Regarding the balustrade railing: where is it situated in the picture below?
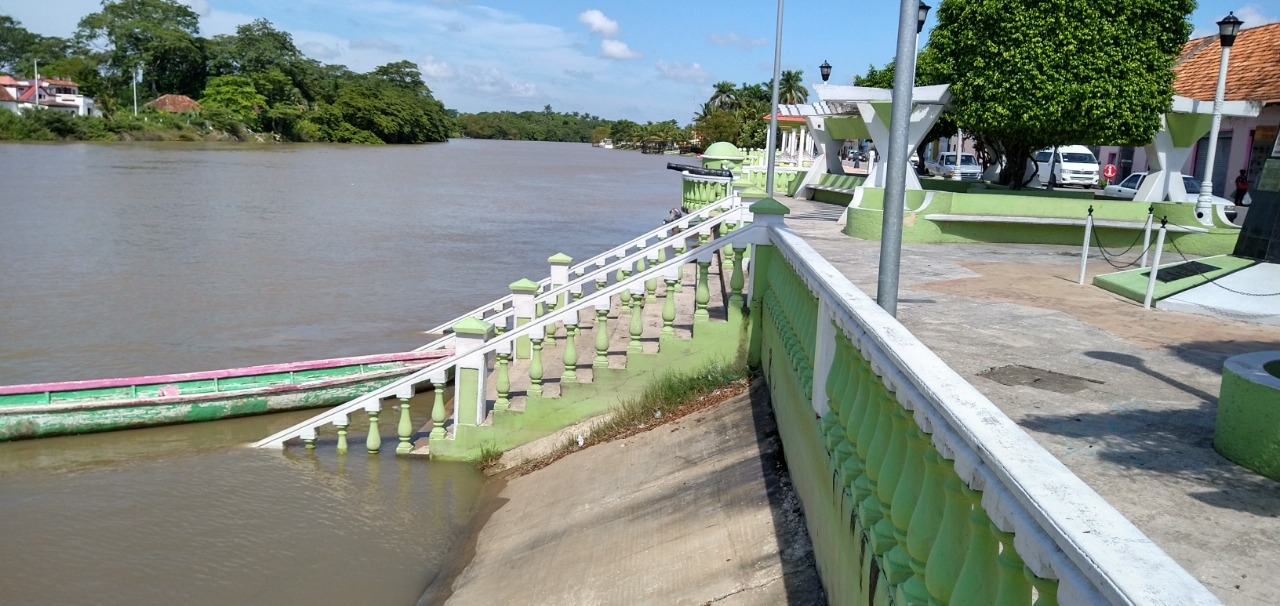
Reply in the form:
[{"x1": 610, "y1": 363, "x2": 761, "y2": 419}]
[
  {"x1": 253, "y1": 209, "x2": 752, "y2": 452},
  {"x1": 747, "y1": 209, "x2": 1219, "y2": 605}
]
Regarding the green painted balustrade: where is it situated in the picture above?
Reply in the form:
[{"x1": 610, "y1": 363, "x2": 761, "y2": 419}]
[
  {"x1": 681, "y1": 176, "x2": 730, "y2": 211},
  {"x1": 747, "y1": 206, "x2": 1219, "y2": 605}
]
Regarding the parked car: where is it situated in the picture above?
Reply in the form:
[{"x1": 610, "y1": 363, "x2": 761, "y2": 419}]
[
  {"x1": 1034, "y1": 145, "x2": 1100, "y2": 188},
  {"x1": 925, "y1": 152, "x2": 983, "y2": 180},
  {"x1": 1102, "y1": 171, "x2": 1238, "y2": 221},
  {"x1": 1102, "y1": 172, "x2": 1234, "y2": 205}
]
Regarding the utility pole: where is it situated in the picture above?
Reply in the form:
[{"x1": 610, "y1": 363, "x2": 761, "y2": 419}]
[
  {"x1": 33, "y1": 59, "x2": 38, "y2": 108},
  {"x1": 133, "y1": 64, "x2": 142, "y2": 117}
]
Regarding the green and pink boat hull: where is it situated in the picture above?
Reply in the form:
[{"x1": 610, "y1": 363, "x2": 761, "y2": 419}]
[{"x1": 0, "y1": 350, "x2": 453, "y2": 441}]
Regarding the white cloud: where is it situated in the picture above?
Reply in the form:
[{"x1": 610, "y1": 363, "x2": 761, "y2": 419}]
[
  {"x1": 419, "y1": 55, "x2": 454, "y2": 79},
  {"x1": 601, "y1": 39, "x2": 641, "y2": 60},
  {"x1": 577, "y1": 9, "x2": 619, "y2": 38},
  {"x1": 458, "y1": 67, "x2": 540, "y2": 98},
  {"x1": 708, "y1": 32, "x2": 767, "y2": 49},
  {"x1": 299, "y1": 41, "x2": 342, "y2": 61},
  {"x1": 1191, "y1": 4, "x2": 1278, "y2": 37},
  {"x1": 351, "y1": 38, "x2": 403, "y2": 53},
  {"x1": 655, "y1": 60, "x2": 709, "y2": 84}
]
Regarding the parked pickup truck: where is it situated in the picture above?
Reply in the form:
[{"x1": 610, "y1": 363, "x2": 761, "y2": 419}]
[{"x1": 925, "y1": 152, "x2": 983, "y2": 180}]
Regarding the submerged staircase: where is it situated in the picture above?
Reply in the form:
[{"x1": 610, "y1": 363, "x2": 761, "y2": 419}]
[{"x1": 253, "y1": 196, "x2": 753, "y2": 459}]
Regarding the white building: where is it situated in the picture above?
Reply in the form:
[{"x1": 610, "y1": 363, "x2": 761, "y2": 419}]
[{"x1": 0, "y1": 75, "x2": 97, "y2": 117}]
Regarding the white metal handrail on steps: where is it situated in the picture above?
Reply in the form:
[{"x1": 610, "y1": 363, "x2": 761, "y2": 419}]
[{"x1": 252, "y1": 223, "x2": 755, "y2": 450}]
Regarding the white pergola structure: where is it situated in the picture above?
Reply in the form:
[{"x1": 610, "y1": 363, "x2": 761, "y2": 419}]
[
  {"x1": 814, "y1": 84, "x2": 951, "y2": 191},
  {"x1": 1135, "y1": 95, "x2": 1261, "y2": 204}
]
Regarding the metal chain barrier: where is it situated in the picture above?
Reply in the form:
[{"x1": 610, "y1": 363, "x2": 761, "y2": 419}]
[{"x1": 1165, "y1": 236, "x2": 1280, "y2": 297}]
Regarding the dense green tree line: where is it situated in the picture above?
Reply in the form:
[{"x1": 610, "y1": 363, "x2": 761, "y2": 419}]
[
  {"x1": 0, "y1": 0, "x2": 450, "y2": 144},
  {"x1": 456, "y1": 105, "x2": 693, "y2": 154}
]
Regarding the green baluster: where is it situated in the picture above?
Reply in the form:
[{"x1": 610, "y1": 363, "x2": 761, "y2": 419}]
[
  {"x1": 544, "y1": 307, "x2": 557, "y2": 345},
  {"x1": 729, "y1": 245, "x2": 745, "y2": 309},
  {"x1": 1026, "y1": 568, "x2": 1059, "y2": 606},
  {"x1": 594, "y1": 305, "x2": 609, "y2": 368},
  {"x1": 857, "y1": 389, "x2": 894, "y2": 539},
  {"x1": 528, "y1": 337, "x2": 544, "y2": 397},
  {"x1": 644, "y1": 258, "x2": 658, "y2": 302},
  {"x1": 661, "y1": 277, "x2": 677, "y2": 336},
  {"x1": 870, "y1": 401, "x2": 910, "y2": 557},
  {"x1": 336, "y1": 417, "x2": 349, "y2": 454},
  {"x1": 993, "y1": 530, "x2": 1033, "y2": 606},
  {"x1": 302, "y1": 428, "x2": 316, "y2": 450},
  {"x1": 821, "y1": 338, "x2": 849, "y2": 453},
  {"x1": 885, "y1": 422, "x2": 927, "y2": 593},
  {"x1": 694, "y1": 261, "x2": 710, "y2": 320},
  {"x1": 619, "y1": 268, "x2": 632, "y2": 304},
  {"x1": 562, "y1": 319, "x2": 578, "y2": 382},
  {"x1": 495, "y1": 353, "x2": 511, "y2": 411},
  {"x1": 901, "y1": 448, "x2": 946, "y2": 605},
  {"x1": 627, "y1": 289, "x2": 643, "y2": 353},
  {"x1": 429, "y1": 380, "x2": 446, "y2": 440},
  {"x1": 926, "y1": 471, "x2": 972, "y2": 605},
  {"x1": 839, "y1": 352, "x2": 873, "y2": 494},
  {"x1": 396, "y1": 398, "x2": 413, "y2": 454},
  {"x1": 951, "y1": 488, "x2": 1000, "y2": 606},
  {"x1": 366, "y1": 406, "x2": 381, "y2": 454}
]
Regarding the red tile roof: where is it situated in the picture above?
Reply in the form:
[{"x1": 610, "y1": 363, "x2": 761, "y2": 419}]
[
  {"x1": 1174, "y1": 22, "x2": 1280, "y2": 104},
  {"x1": 0, "y1": 87, "x2": 15, "y2": 102},
  {"x1": 145, "y1": 94, "x2": 202, "y2": 113},
  {"x1": 0, "y1": 75, "x2": 18, "y2": 86}
]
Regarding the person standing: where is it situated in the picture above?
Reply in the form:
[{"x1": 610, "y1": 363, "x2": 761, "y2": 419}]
[{"x1": 1233, "y1": 169, "x2": 1250, "y2": 205}]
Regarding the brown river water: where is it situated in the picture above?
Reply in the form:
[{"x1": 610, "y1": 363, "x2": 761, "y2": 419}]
[{"x1": 0, "y1": 139, "x2": 684, "y2": 604}]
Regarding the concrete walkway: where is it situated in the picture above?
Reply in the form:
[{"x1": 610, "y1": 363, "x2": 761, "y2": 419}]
[
  {"x1": 437, "y1": 382, "x2": 826, "y2": 606},
  {"x1": 779, "y1": 195, "x2": 1280, "y2": 605}
]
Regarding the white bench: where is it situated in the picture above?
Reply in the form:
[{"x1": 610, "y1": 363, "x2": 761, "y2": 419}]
[{"x1": 923, "y1": 214, "x2": 1209, "y2": 233}]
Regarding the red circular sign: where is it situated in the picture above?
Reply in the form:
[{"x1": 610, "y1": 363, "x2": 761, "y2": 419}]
[{"x1": 1103, "y1": 164, "x2": 1117, "y2": 179}]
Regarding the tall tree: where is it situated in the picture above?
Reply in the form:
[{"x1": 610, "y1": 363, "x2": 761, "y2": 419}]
[
  {"x1": 708, "y1": 80, "x2": 737, "y2": 110},
  {"x1": 778, "y1": 69, "x2": 807, "y2": 105},
  {"x1": 927, "y1": 0, "x2": 1194, "y2": 186},
  {"x1": 75, "y1": 0, "x2": 206, "y2": 99}
]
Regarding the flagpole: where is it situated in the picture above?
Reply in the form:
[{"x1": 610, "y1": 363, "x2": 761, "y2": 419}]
[{"x1": 764, "y1": 0, "x2": 784, "y2": 196}]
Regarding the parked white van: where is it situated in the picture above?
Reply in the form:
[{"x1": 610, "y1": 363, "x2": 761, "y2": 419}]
[{"x1": 1034, "y1": 145, "x2": 1100, "y2": 188}]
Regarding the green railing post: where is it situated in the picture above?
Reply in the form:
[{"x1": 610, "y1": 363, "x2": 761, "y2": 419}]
[
  {"x1": 729, "y1": 245, "x2": 746, "y2": 311},
  {"x1": 494, "y1": 349, "x2": 511, "y2": 411},
  {"x1": 951, "y1": 486, "x2": 1000, "y2": 604},
  {"x1": 661, "y1": 276, "x2": 677, "y2": 337},
  {"x1": 429, "y1": 378, "x2": 447, "y2": 441},
  {"x1": 926, "y1": 472, "x2": 971, "y2": 605},
  {"x1": 993, "y1": 529, "x2": 1033, "y2": 605},
  {"x1": 510, "y1": 278, "x2": 539, "y2": 359},
  {"x1": 335, "y1": 414, "x2": 349, "y2": 454},
  {"x1": 628, "y1": 284, "x2": 643, "y2": 353},
  {"x1": 529, "y1": 337, "x2": 544, "y2": 397},
  {"x1": 365, "y1": 405, "x2": 381, "y2": 454},
  {"x1": 694, "y1": 259, "x2": 710, "y2": 321},
  {"x1": 396, "y1": 397, "x2": 413, "y2": 455},
  {"x1": 593, "y1": 299, "x2": 610, "y2": 368},
  {"x1": 562, "y1": 314, "x2": 579, "y2": 382}
]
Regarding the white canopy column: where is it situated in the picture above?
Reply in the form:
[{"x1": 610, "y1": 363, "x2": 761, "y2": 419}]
[
  {"x1": 1136, "y1": 95, "x2": 1261, "y2": 203},
  {"x1": 814, "y1": 84, "x2": 951, "y2": 191}
]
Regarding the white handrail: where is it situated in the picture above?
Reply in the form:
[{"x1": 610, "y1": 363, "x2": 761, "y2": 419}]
[
  {"x1": 410, "y1": 195, "x2": 738, "y2": 350},
  {"x1": 252, "y1": 223, "x2": 755, "y2": 449},
  {"x1": 765, "y1": 223, "x2": 1220, "y2": 605}
]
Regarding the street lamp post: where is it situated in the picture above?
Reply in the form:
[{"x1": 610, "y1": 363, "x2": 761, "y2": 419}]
[
  {"x1": 876, "y1": 0, "x2": 930, "y2": 317},
  {"x1": 1195, "y1": 12, "x2": 1243, "y2": 225},
  {"x1": 764, "y1": 0, "x2": 785, "y2": 197}
]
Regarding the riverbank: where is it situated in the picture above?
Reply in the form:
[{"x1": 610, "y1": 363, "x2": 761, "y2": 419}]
[{"x1": 426, "y1": 379, "x2": 826, "y2": 605}]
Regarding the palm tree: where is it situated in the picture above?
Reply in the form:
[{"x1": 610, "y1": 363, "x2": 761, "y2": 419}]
[
  {"x1": 778, "y1": 69, "x2": 807, "y2": 105},
  {"x1": 708, "y1": 81, "x2": 737, "y2": 110}
]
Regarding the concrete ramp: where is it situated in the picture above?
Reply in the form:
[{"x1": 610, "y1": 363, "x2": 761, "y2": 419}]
[{"x1": 1161, "y1": 262, "x2": 1280, "y2": 325}]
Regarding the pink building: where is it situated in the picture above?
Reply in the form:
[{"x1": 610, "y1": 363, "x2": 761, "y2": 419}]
[{"x1": 1098, "y1": 22, "x2": 1280, "y2": 196}]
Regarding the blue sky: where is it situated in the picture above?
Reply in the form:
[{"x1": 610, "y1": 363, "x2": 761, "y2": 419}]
[{"x1": 1, "y1": 0, "x2": 1275, "y2": 124}]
